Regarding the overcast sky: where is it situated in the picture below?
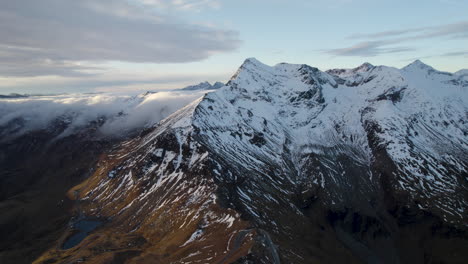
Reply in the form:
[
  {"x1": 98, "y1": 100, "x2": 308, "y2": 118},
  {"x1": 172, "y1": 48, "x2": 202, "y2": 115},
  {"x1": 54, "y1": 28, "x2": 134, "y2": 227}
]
[{"x1": 0, "y1": 0, "x2": 467, "y2": 94}]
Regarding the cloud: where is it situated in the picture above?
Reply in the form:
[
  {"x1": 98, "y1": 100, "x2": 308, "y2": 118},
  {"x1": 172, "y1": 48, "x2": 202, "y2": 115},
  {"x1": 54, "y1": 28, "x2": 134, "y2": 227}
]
[
  {"x1": 140, "y1": 0, "x2": 221, "y2": 11},
  {"x1": 0, "y1": 90, "x2": 208, "y2": 140},
  {"x1": 325, "y1": 41, "x2": 414, "y2": 57},
  {"x1": 99, "y1": 91, "x2": 203, "y2": 135},
  {"x1": 0, "y1": 0, "x2": 240, "y2": 77},
  {"x1": 347, "y1": 21, "x2": 468, "y2": 40},
  {"x1": 402, "y1": 50, "x2": 468, "y2": 63},
  {"x1": 347, "y1": 28, "x2": 424, "y2": 39},
  {"x1": 440, "y1": 51, "x2": 468, "y2": 57},
  {"x1": 0, "y1": 45, "x2": 102, "y2": 77},
  {"x1": 0, "y1": 70, "x2": 230, "y2": 94},
  {"x1": 327, "y1": 21, "x2": 468, "y2": 57},
  {"x1": 411, "y1": 21, "x2": 468, "y2": 40}
]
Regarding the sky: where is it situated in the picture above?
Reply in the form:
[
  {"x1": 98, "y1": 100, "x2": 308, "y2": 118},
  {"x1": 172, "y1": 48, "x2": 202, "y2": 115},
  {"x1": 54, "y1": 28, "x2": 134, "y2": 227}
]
[{"x1": 0, "y1": 0, "x2": 467, "y2": 94}]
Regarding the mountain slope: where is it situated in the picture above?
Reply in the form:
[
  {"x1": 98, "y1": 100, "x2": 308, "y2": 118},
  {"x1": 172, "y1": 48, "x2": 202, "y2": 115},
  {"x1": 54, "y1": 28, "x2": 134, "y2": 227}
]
[
  {"x1": 0, "y1": 90, "x2": 209, "y2": 264},
  {"x1": 35, "y1": 59, "x2": 467, "y2": 264}
]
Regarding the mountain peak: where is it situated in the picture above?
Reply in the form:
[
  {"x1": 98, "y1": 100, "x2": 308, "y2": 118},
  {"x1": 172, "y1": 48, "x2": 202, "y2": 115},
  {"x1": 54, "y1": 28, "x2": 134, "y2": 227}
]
[
  {"x1": 212, "y1": 81, "x2": 225, "y2": 89},
  {"x1": 403, "y1": 59, "x2": 434, "y2": 71},
  {"x1": 357, "y1": 62, "x2": 374, "y2": 70},
  {"x1": 228, "y1": 57, "x2": 272, "y2": 84},
  {"x1": 454, "y1": 69, "x2": 468, "y2": 76},
  {"x1": 241, "y1": 57, "x2": 274, "y2": 70},
  {"x1": 325, "y1": 62, "x2": 375, "y2": 80},
  {"x1": 181, "y1": 81, "x2": 225, "y2": 91},
  {"x1": 181, "y1": 81, "x2": 214, "y2": 91},
  {"x1": 243, "y1": 57, "x2": 263, "y2": 65},
  {"x1": 350, "y1": 62, "x2": 375, "y2": 74}
]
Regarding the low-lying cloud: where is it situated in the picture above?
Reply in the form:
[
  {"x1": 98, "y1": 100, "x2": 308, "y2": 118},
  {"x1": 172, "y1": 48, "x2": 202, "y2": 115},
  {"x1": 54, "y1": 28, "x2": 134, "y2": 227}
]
[{"x1": 0, "y1": 89, "x2": 209, "y2": 140}]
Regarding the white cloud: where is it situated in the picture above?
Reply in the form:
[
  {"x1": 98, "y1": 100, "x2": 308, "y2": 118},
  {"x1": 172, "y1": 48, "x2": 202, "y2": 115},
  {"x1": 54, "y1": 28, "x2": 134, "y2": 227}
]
[{"x1": 0, "y1": 90, "x2": 208, "y2": 140}]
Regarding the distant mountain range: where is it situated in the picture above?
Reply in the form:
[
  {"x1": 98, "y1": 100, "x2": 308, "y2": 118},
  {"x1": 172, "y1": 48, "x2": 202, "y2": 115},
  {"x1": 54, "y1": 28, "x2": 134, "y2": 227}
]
[
  {"x1": 0, "y1": 93, "x2": 29, "y2": 98},
  {"x1": 0, "y1": 59, "x2": 467, "y2": 264},
  {"x1": 181, "y1": 81, "x2": 225, "y2": 91}
]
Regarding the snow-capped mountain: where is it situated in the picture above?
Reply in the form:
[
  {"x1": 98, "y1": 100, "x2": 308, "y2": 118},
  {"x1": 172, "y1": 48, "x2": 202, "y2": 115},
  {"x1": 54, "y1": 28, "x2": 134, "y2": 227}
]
[
  {"x1": 455, "y1": 69, "x2": 468, "y2": 80},
  {"x1": 29, "y1": 58, "x2": 467, "y2": 264},
  {"x1": 2, "y1": 59, "x2": 467, "y2": 264},
  {"x1": 181, "y1": 81, "x2": 225, "y2": 91}
]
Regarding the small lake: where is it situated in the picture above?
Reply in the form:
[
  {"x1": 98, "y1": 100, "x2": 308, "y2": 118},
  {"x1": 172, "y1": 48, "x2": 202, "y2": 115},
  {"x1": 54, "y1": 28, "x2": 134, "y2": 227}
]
[{"x1": 62, "y1": 219, "x2": 103, "y2": 250}]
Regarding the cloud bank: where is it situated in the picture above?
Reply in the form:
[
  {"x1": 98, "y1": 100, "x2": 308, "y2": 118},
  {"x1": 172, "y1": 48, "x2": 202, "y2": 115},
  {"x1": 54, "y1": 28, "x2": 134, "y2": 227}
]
[
  {"x1": 0, "y1": 0, "x2": 240, "y2": 77},
  {"x1": 0, "y1": 90, "x2": 209, "y2": 140}
]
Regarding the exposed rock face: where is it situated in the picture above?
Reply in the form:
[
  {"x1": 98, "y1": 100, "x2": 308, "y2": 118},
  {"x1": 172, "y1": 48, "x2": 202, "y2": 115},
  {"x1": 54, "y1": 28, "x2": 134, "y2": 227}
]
[{"x1": 2, "y1": 59, "x2": 467, "y2": 264}]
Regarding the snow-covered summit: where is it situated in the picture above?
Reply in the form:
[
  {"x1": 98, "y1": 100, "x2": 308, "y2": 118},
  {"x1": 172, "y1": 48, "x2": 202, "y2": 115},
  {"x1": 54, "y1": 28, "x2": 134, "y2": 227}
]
[
  {"x1": 149, "y1": 57, "x2": 467, "y2": 225},
  {"x1": 181, "y1": 81, "x2": 225, "y2": 91},
  {"x1": 401, "y1": 59, "x2": 457, "y2": 79},
  {"x1": 455, "y1": 69, "x2": 468, "y2": 75},
  {"x1": 326, "y1": 62, "x2": 375, "y2": 77},
  {"x1": 402, "y1": 59, "x2": 434, "y2": 71}
]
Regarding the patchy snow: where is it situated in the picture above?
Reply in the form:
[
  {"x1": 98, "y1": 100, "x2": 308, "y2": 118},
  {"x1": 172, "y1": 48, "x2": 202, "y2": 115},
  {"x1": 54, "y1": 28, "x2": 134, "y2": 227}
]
[
  {"x1": 180, "y1": 229, "x2": 204, "y2": 247},
  {"x1": 187, "y1": 58, "x2": 466, "y2": 223},
  {"x1": 87, "y1": 58, "x2": 467, "y2": 231}
]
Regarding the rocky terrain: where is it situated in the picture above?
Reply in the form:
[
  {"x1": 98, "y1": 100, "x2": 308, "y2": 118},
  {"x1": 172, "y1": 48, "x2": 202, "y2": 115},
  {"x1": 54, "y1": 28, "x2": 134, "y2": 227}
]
[{"x1": 1, "y1": 59, "x2": 467, "y2": 263}]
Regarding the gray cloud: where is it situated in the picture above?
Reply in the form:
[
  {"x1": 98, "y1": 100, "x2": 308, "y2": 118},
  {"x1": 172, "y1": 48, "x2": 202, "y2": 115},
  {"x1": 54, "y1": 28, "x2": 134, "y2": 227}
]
[
  {"x1": 408, "y1": 21, "x2": 468, "y2": 40},
  {"x1": 325, "y1": 41, "x2": 414, "y2": 57},
  {"x1": 0, "y1": 45, "x2": 101, "y2": 77},
  {"x1": 402, "y1": 50, "x2": 468, "y2": 63},
  {"x1": 327, "y1": 21, "x2": 468, "y2": 57},
  {"x1": 347, "y1": 28, "x2": 424, "y2": 39},
  {"x1": 440, "y1": 51, "x2": 468, "y2": 57},
  {"x1": 347, "y1": 21, "x2": 468, "y2": 40},
  {"x1": 0, "y1": 0, "x2": 240, "y2": 77},
  {"x1": 140, "y1": 0, "x2": 221, "y2": 11}
]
